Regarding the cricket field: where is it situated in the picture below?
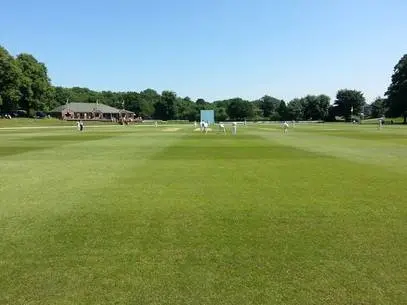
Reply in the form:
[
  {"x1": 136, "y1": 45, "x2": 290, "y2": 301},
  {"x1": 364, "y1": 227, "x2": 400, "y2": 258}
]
[{"x1": 1, "y1": 122, "x2": 406, "y2": 305}]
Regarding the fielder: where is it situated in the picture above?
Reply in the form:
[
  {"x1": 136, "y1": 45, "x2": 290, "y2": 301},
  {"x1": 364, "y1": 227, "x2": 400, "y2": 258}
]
[
  {"x1": 203, "y1": 121, "x2": 209, "y2": 134},
  {"x1": 283, "y1": 121, "x2": 289, "y2": 133},
  {"x1": 79, "y1": 120, "x2": 84, "y2": 132},
  {"x1": 219, "y1": 123, "x2": 226, "y2": 134},
  {"x1": 378, "y1": 118, "x2": 383, "y2": 130},
  {"x1": 231, "y1": 122, "x2": 237, "y2": 135},
  {"x1": 155, "y1": 121, "x2": 158, "y2": 128}
]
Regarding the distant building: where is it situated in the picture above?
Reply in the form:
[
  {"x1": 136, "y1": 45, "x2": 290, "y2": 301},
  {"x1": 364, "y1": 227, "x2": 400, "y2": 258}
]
[{"x1": 50, "y1": 102, "x2": 137, "y2": 121}]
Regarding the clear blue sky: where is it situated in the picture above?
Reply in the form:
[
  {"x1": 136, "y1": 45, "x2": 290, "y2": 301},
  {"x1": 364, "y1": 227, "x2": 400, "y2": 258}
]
[{"x1": 1, "y1": 0, "x2": 406, "y2": 103}]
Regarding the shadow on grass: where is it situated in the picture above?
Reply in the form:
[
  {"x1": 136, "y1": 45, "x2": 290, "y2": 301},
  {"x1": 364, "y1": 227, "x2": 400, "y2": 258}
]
[
  {"x1": 24, "y1": 134, "x2": 117, "y2": 142},
  {"x1": 306, "y1": 129, "x2": 407, "y2": 141},
  {"x1": 0, "y1": 146, "x2": 52, "y2": 157},
  {"x1": 0, "y1": 133, "x2": 120, "y2": 157},
  {"x1": 152, "y1": 144, "x2": 334, "y2": 160}
]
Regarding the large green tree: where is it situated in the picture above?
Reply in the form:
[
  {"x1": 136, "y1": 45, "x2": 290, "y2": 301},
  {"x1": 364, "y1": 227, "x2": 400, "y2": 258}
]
[
  {"x1": 15, "y1": 53, "x2": 53, "y2": 114},
  {"x1": 370, "y1": 97, "x2": 387, "y2": 118},
  {"x1": 0, "y1": 46, "x2": 22, "y2": 112},
  {"x1": 302, "y1": 95, "x2": 330, "y2": 120},
  {"x1": 385, "y1": 54, "x2": 407, "y2": 123},
  {"x1": 153, "y1": 90, "x2": 177, "y2": 120},
  {"x1": 214, "y1": 106, "x2": 228, "y2": 121},
  {"x1": 196, "y1": 98, "x2": 207, "y2": 107},
  {"x1": 122, "y1": 91, "x2": 141, "y2": 114},
  {"x1": 226, "y1": 98, "x2": 253, "y2": 120},
  {"x1": 54, "y1": 86, "x2": 72, "y2": 105},
  {"x1": 277, "y1": 100, "x2": 289, "y2": 120},
  {"x1": 287, "y1": 98, "x2": 304, "y2": 120},
  {"x1": 333, "y1": 89, "x2": 365, "y2": 121},
  {"x1": 138, "y1": 89, "x2": 159, "y2": 118},
  {"x1": 213, "y1": 99, "x2": 230, "y2": 121},
  {"x1": 175, "y1": 97, "x2": 198, "y2": 120},
  {"x1": 258, "y1": 95, "x2": 281, "y2": 118},
  {"x1": 326, "y1": 105, "x2": 337, "y2": 122}
]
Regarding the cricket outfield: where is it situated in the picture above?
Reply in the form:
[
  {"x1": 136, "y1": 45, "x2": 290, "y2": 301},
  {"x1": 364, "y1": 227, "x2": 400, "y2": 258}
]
[{"x1": 1, "y1": 122, "x2": 406, "y2": 305}]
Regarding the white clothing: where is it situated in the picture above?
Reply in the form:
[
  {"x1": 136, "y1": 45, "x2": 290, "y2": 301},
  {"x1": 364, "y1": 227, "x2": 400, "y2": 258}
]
[
  {"x1": 283, "y1": 122, "x2": 289, "y2": 133},
  {"x1": 232, "y1": 123, "x2": 237, "y2": 135}
]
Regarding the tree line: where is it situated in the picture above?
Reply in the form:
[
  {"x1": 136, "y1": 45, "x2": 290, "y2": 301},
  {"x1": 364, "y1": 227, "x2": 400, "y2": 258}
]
[{"x1": 1, "y1": 45, "x2": 406, "y2": 122}]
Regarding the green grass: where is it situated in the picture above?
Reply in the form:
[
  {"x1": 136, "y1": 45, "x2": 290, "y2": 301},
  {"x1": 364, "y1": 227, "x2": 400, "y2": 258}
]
[
  {"x1": 0, "y1": 118, "x2": 123, "y2": 128},
  {"x1": 0, "y1": 118, "x2": 75, "y2": 127},
  {"x1": 1, "y1": 123, "x2": 407, "y2": 304},
  {"x1": 362, "y1": 117, "x2": 405, "y2": 124}
]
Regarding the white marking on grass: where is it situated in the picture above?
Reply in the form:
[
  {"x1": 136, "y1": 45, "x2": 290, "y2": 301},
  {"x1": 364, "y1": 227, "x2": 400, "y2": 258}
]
[
  {"x1": 194, "y1": 128, "x2": 213, "y2": 132},
  {"x1": 257, "y1": 127, "x2": 282, "y2": 131},
  {"x1": 162, "y1": 127, "x2": 181, "y2": 132}
]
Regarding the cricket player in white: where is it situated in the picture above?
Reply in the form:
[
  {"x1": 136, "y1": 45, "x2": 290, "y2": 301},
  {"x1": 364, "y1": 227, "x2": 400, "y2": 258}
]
[
  {"x1": 203, "y1": 121, "x2": 209, "y2": 134},
  {"x1": 155, "y1": 121, "x2": 158, "y2": 127},
  {"x1": 378, "y1": 118, "x2": 383, "y2": 130},
  {"x1": 232, "y1": 122, "x2": 237, "y2": 135},
  {"x1": 283, "y1": 121, "x2": 289, "y2": 133},
  {"x1": 194, "y1": 121, "x2": 197, "y2": 128},
  {"x1": 219, "y1": 123, "x2": 226, "y2": 134}
]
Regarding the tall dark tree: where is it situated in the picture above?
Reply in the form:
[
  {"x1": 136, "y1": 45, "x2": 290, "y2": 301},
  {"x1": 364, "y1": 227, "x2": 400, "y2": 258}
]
[
  {"x1": 54, "y1": 86, "x2": 72, "y2": 105},
  {"x1": 101, "y1": 90, "x2": 123, "y2": 108},
  {"x1": 213, "y1": 99, "x2": 230, "y2": 121},
  {"x1": 226, "y1": 98, "x2": 253, "y2": 120},
  {"x1": 258, "y1": 95, "x2": 281, "y2": 118},
  {"x1": 122, "y1": 91, "x2": 141, "y2": 114},
  {"x1": 196, "y1": 98, "x2": 207, "y2": 106},
  {"x1": 316, "y1": 95, "x2": 330, "y2": 120},
  {"x1": 0, "y1": 46, "x2": 22, "y2": 112},
  {"x1": 277, "y1": 100, "x2": 289, "y2": 120},
  {"x1": 16, "y1": 54, "x2": 53, "y2": 114},
  {"x1": 287, "y1": 98, "x2": 304, "y2": 120},
  {"x1": 154, "y1": 90, "x2": 177, "y2": 120},
  {"x1": 334, "y1": 89, "x2": 365, "y2": 121},
  {"x1": 163, "y1": 91, "x2": 177, "y2": 119},
  {"x1": 64, "y1": 87, "x2": 99, "y2": 104},
  {"x1": 362, "y1": 104, "x2": 372, "y2": 118},
  {"x1": 385, "y1": 54, "x2": 407, "y2": 123},
  {"x1": 175, "y1": 97, "x2": 197, "y2": 120},
  {"x1": 302, "y1": 95, "x2": 330, "y2": 120},
  {"x1": 370, "y1": 97, "x2": 387, "y2": 118},
  {"x1": 213, "y1": 99, "x2": 230, "y2": 110},
  {"x1": 214, "y1": 106, "x2": 228, "y2": 121},
  {"x1": 139, "y1": 89, "x2": 159, "y2": 118},
  {"x1": 326, "y1": 105, "x2": 337, "y2": 122}
]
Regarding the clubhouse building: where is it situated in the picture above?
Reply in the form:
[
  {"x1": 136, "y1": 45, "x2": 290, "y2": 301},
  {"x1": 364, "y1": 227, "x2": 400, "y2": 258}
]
[{"x1": 50, "y1": 102, "x2": 140, "y2": 122}]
